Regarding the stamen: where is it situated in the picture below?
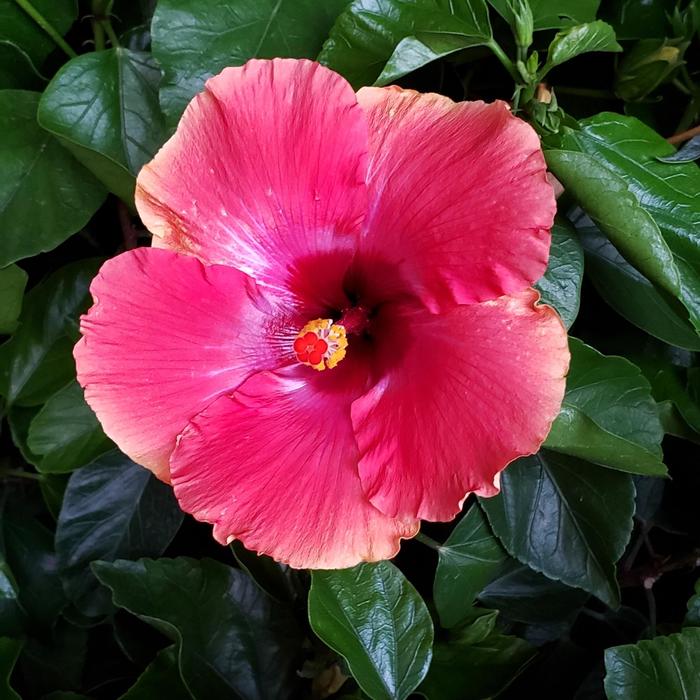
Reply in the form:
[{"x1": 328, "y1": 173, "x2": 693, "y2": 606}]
[{"x1": 293, "y1": 319, "x2": 348, "y2": 371}]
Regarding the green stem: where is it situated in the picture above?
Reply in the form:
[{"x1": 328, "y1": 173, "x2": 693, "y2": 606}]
[
  {"x1": 486, "y1": 39, "x2": 520, "y2": 83},
  {"x1": 13, "y1": 0, "x2": 77, "y2": 58},
  {"x1": 1, "y1": 468, "x2": 42, "y2": 482},
  {"x1": 92, "y1": 17, "x2": 105, "y2": 51},
  {"x1": 101, "y1": 18, "x2": 120, "y2": 48},
  {"x1": 414, "y1": 532, "x2": 442, "y2": 551}
]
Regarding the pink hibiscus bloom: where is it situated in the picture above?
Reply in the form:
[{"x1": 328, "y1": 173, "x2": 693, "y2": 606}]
[{"x1": 74, "y1": 59, "x2": 569, "y2": 569}]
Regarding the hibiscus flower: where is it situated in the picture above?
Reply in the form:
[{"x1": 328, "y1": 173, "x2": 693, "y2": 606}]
[{"x1": 74, "y1": 58, "x2": 569, "y2": 569}]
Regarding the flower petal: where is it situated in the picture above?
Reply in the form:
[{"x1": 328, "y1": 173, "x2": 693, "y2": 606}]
[
  {"x1": 171, "y1": 366, "x2": 418, "y2": 569},
  {"x1": 351, "y1": 290, "x2": 569, "y2": 521},
  {"x1": 356, "y1": 87, "x2": 555, "y2": 312},
  {"x1": 136, "y1": 59, "x2": 368, "y2": 307},
  {"x1": 74, "y1": 248, "x2": 291, "y2": 481}
]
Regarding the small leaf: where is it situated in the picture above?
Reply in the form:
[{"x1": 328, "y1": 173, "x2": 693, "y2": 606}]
[
  {"x1": 55, "y1": 451, "x2": 183, "y2": 616},
  {"x1": 534, "y1": 217, "x2": 584, "y2": 329},
  {"x1": 543, "y1": 20, "x2": 621, "y2": 73},
  {"x1": 418, "y1": 611, "x2": 535, "y2": 700},
  {"x1": 545, "y1": 338, "x2": 666, "y2": 476},
  {"x1": 574, "y1": 213, "x2": 700, "y2": 351},
  {"x1": 433, "y1": 506, "x2": 507, "y2": 629},
  {"x1": 94, "y1": 557, "x2": 302, "y2": 700},
  {"x1": 658, "y1": 135, "x2": 700, "y2": 164},
  {"x1": 0, "y1": 258, "x2": 100, "y2": 407},
  {"x1": 604, "y1": 628, "x2": 700, "y2": 699},
  {"x1": 309, "y1": 562, "x2": 433, "y2": 700},
  {"x1": 319, "y1": 0, "x2": 492, "y2": 89},
  {"x1": 119, "y1": 646, "x2": 191, "y2": 700},
  {"x1": 480, "y1": 450, "x2": 635, "y2": 608},
  {"x1": 0, "y1": 265, "x2": 27, "y2": 334},
  {"x1": 27, "y1": 381, "x2": 112, "y2": 474},
  {"x1": 0, "y1": 637, "x2": 22, "y2": 700},
  {"x1": 0, "y1": 90, "x2": 106, "y2": 266},
  {"x1": 38, "y1": 48, "x2": 167, "y2": 204},
  {"x1": 152, "y1": 0, "x2": 348, "y2": 126},
  {"x1": 685, "y1": 579, "x2": 700, "y2": 627}
]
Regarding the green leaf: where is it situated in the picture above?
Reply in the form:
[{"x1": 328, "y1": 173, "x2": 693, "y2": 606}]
[
  {"x1": 534, "y1": 217, "x2": 583, "y2": 329},
  {"x1": 0, "y1": 265, "x2": 26, "y2": 335},
  {"x1": 479, "y1": 559, "x2": 588, "y2": 624},
  {"x1": 152, "y1": 0, "x2": 348, "y2": 126},
  {"x1": 0, "y1": 506, "x2": 67, "y2": 632},
  {"x1": 120, "y1": 646, "x2": 191, "y2": 700},
  {"x1": 94, "y1": 557, "x2": 302, "y2": 700},
  {"x1": 685, "y1": 579, "x2": 700, "y2": 627},
  {"x1": 38, "y1": 48, "x2": 167, "y2": 204},
  {"x1": 487, "y1": 0, "x2": 600, "y2": 30},
  {"x1": 231, "y1": 540, "x2": 303, "y2": 603},
  {"x1": 309, "y1": 562, "x2": 433, "y2": 700},
  {"x1": 55, "y1": 451, "x2": 183, "y2": 616},
  {"x1": 27, "y1": 381, "x2": 112, "y2": 474},
  {"x1": 0, "y1": 561, "x2": 23, "y2": 637},
  {"x1": 604, "y1": 628, "x2": 700, "y2": 699},
  {"x1": 319, "y1": 0, "x2": 492, "y2": 89},
  {"x1": 0, "y1": 90, "x2": 106, "y2": 266},
  {"x1": 542, "y1": 20, "x2": 621, "y2": 73},
  {"x1": 658, "y1": 135, "x2": 700, "y2": 164},
  {"x1": 0, "y1": 637, "x2": 22, "y2": 700},
  {"x1": 550, "y1": 114, "x2": 700, "y2": 337},
  {"x1": 575, "y1": 213, "x2": 700, "y2": 351},
  {"x1": 0, "y1": 0, "x2": 76, "y2": 84},
  {"x1": 545, "y1": 338, "x2": 666, "y2": 475},
  {"x1": 601, "y1": 0, "x2": 671, "y2": 40},
  {"x1": 480, "y1": 450, "x2": 635, "y2": 607},
  {"x1": 0, "y1": 258, "x2": 100, "y2": 406},
  {"x1": 433, "y1": 506, "x2": 507, "y2": 629},
  {"x1": 418, "y1": 611, "x2": 535, "y2": 700}
]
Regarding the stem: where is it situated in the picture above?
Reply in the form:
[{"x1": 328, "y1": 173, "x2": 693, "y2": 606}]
[
  {"x1": 644, "y1": 579, "x2": 657, "y2": 637},
  {"x1": 101, "y1": 18, "x2": 120, "y2": 48},
  {"x1": 668, "y1": 123, "x2": 700, "y2": 144},
  {"x1": 1, "y1": 468, "x2": 42, "y2": 482},
  {"x1": 414, "y1": 532, "x2": 442, "y2": 551},
  {"x1": 92, "y1": 17, "x2": 106, "y2": 51},
  {"x1": 486, "y1": 40, "x2": 520, "y2": 83},
  {"x1": 13, "y1": 0, "x2": 77, "y2": 58}
]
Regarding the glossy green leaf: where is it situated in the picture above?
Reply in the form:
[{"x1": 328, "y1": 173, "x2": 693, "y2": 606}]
[
  {"x1": 601, "y1": 0, "x2": 672, "y2": 39},
  {"x1": 658, "y1": 135, "x2": 700, "y2": 164},
  {"x1": 0, "y1": 91, "x2": 106, "y2": 266},
  {"x1": 534, "y1": 218, "x2": 584, "y2": 328},
  {"x1": 55, "y1": 451, "x2": 183, "y2": 616},
  {"x1": 120, "y1": 646, "x2": 191, "y2": 700},
  {"x1": 309, "y1": 562, "x2": 433, "y2": 700},
  {"x1": 575, "y1": 213, "x2": 700, "y2": 350},
  {"x1": 487, "y1": 0, "x2": 600, "y2": 30},
  {"x1": 433, "y1": 506, "x2": 507, "y2": 628},
  {"x1": 0, "y1": 637, "x2": 22, "y2": 700},
  {"x1": 480, "y1": 450, "x2": 635, "y2": 607},
  {"x1": 27, "y1": 381, "x2": 112, "y2": 474},
  {"x1": 0, "y1": 258, "x2": 100, "y2": 406},
  {"x1": 0, "y1": 265, "x2": 26, "y2": 334},
  {"x1": 319, "y1": 0, "x2": 492, "y2": 89},
  {"x1": 152, "y1": 0, "x2": 348, "y2": 126},
  {"x1": 551, "y1": 114, "x2": 700, "y2": 336},
  {"x1": 545, "y1": 338, "x2": 666, "y2": 475},
  {"x1": 685, "y1": 579, "x2": 700, "y2": 627},
  {"x1": 94, "y1": 557, "x2": 302, "y2": 700},
  {"x1": 479, "y1": 560, "x2": 588, "y2": 624},
  {"x1": 604, "y1": 628, "x2": 700, "y2": 699},
  {"x1": 38, "y1": 48, "x2": 166, "y2": 204},
  {"x1": 0, "y1": 0, "x2": 76, "y2": 83},
  {"x1": 418, "y1": 611, "x2": 535, "y2": 700},
  {"x1": 542, "y1": 20, "x2": 621, "y2": 73}
]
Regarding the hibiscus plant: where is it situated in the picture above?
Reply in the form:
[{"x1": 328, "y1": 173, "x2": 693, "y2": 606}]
[{"x1": 1, "y1": 1, "x2": 700, "y2": 699}]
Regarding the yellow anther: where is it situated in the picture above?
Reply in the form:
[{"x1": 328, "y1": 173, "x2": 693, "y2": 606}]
[{"x1": 293, "y1": 318, "x2": 348, "y2": 371}]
